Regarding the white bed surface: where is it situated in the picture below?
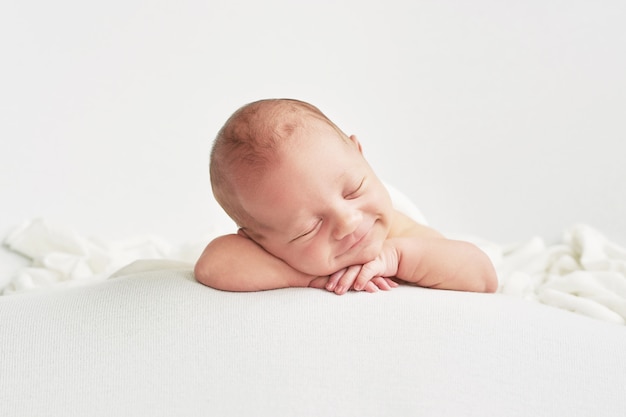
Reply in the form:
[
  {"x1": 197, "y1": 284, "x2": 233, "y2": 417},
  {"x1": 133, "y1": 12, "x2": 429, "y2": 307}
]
[{"x1": 1, "y1": 264, "x2": 625, "y2": 417}]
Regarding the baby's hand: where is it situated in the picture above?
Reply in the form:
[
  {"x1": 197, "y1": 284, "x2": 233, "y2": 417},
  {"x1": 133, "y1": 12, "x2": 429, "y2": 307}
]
[
  {"x1": 308, "y1": 269, "x2": 398, "y2": 295},
  {"x1": 312, "y1": 244, "x2": 399, "y2": 295},
  {"x1": 352, "y1": 243, "x2": 400, "y2": 292},
  {"x1": 329, "y1": 243, "x2": 400, "y2": 295},
  {"x1": 321, "y1": 266, "x2": 397, "y2": 295}
]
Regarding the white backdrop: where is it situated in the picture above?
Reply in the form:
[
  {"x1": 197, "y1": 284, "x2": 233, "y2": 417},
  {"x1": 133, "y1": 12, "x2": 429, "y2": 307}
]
[{"x1": 2, "y1": 0, "x2": 625, "y2": 246}]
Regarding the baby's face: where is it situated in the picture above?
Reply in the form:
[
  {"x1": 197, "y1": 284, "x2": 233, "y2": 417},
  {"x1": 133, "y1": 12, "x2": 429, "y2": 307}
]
[{"x1": 237, "y1": 124, "x2": 394, "y2": 276}]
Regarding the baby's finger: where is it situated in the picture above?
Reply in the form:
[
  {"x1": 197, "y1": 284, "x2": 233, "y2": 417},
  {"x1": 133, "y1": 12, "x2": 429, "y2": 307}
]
[
  {"x1": 326, "y1": 268, "x2": 347, "y2": 291},
  {"x1": 370, "y1": 277, "x2": 392, "y2": 291},
  {"x1": 364, "y1": 281, "x2": 379, "y2": 293},
  {"x1": 335, "y1": 265, "x2": 361, "y2": 295},
  {"x1": 308, "y1": 276, "x2": 330, "y2": 290},
  {"x1": 386, "y1": 278, "x2": 400, "y2": 288},
  {"x1": 375, "y1": 277, "x2": 400, "y2": 289},
  {"x1": 353, "y1": 261, "x2": 382, "y2": 291}
]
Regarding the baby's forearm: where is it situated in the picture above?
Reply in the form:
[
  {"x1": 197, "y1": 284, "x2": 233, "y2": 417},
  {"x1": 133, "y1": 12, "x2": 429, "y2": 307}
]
[
  {"x1": 393, "y1": 237, "x2": 498, "y2": 293},
  {"x1": 194, "y1": 234, "x2": 317, "y2": 291}
]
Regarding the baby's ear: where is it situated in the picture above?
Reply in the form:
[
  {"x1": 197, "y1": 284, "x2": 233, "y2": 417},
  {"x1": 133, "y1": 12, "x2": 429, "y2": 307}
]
[{"x1": 348, "y1": 135, "x2": 363, "y2": 154}]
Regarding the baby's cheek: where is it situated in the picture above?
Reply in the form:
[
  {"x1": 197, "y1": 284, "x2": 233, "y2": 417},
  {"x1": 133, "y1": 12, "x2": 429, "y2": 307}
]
[{"x1": 295, "y1": 245, "x2": 337, "y2": 276}]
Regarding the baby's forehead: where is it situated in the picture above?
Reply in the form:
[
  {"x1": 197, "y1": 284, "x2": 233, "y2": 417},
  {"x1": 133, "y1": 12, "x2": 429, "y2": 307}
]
[
  {"x1": 238, "y1": 212, "x2": 283, "y2": 242},
  {"x1": 229, "y1": 126, "x2": 323, "y2": 175}
]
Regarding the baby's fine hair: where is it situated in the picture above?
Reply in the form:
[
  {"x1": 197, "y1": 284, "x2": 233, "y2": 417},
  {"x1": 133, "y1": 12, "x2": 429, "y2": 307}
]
[{"x1": 209, "y1": 98, "x2": 347, "y2": 226}]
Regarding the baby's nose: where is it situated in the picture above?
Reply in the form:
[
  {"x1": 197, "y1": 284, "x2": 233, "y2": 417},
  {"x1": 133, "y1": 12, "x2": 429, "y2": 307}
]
[{"x1": 332, "y1": 209, "x2": 361, "y2": 240}]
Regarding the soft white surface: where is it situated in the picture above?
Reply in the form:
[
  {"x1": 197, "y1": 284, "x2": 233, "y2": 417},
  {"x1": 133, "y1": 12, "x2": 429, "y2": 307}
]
[
  {"x1": 1, "y1": 0, "x2": 625, "y2": 246},
  {"x1": 1, "y1": 264, "x2": 625, "y2": 417},
  {"x1": 487, "y1": 225, "x2": 626, "y2": 324},
  {"x1": 1, "y1": 218, "x2": 221, "y2": 294}
]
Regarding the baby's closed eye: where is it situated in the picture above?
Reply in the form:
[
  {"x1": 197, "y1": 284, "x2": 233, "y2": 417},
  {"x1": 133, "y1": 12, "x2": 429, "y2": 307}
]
[
  {"x1": 291, "y1": 219, "x2": 322, "y2": 242},
  {"x1": 344, "y1": 177, "x2": 365, "y2": 199}
]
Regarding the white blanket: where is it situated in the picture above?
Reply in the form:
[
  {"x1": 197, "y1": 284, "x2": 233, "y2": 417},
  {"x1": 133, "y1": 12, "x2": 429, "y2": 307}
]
[
  {"x1": 2, "y1": 219, "x2": 626, "y2": 325},
  {"x1": 0, "y1": 219, "x2": 214, "y2": 293},
  {"x1": 469, "y1": 225, "x2": 626, "y2": 324}
]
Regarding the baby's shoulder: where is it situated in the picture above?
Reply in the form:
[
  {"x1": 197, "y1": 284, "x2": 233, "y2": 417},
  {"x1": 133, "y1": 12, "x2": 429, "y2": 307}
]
[
  {"x1": 389, "y1": 209, "x2": 443, "y2": 239},
  {"x1": 384, "y1": 182, "x2": 428, "y2": 225}
]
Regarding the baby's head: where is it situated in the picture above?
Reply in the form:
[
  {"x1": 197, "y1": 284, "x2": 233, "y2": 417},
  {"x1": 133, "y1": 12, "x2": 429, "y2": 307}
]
[
  {"x1": 210, "y1": 98, "x2": 394, "y2": 275},
  {"x1": 210, "y1": 99, "x2": 351, "y2": 227}
]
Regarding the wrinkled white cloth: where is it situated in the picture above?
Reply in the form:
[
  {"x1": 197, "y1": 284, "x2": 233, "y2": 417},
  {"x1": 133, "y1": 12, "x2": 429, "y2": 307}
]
[
  {"x1": 1, "y1": 218, "x2": 215, "y2": 295},
  {"x1": 470, "y1": 224, "x2": 626, "y2": 325},
  {"x1": 2, "y1": 219, "x2": 626, "y2": 325}
]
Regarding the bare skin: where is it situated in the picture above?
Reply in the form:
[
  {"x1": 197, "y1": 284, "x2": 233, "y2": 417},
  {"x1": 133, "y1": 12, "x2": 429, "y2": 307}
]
[{"x1": 195, "y1": 117, "x2": 498, "y2": 294}]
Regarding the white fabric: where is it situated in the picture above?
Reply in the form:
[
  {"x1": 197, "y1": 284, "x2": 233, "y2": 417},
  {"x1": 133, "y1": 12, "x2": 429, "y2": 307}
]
[
  {"x1": 0, "y1": 245, "x2": 29, "y2": 291},
  {"x1": 1, "y1": 265, "x2": 625, "y2": 417},
  {"x1": 1, "y1": 218, "x2": 219, "y2": 294},
  {"x1": 465, "y1": 224, "x2": 626, "y2": 325}
]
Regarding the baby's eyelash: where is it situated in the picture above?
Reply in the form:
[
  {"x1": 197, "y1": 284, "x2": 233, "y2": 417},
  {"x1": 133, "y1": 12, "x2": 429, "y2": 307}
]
[
  {"x1": 300, "y1": 226, "x2": 315, "y2": 238},
  {"x1": 291, "y1": 220, "x2": 321, "y2": 242},
  {"x1": 345, "y1": 178, "x2": 365, "y2": 198}
]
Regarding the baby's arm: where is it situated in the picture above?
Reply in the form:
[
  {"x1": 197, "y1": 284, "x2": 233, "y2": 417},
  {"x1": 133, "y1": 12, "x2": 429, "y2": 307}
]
[
  {"x1": 386, "y1": 237, "x2": 497, "y2": 292},
  {"x1": 194, "y1": 233, "x2": 317, "y2": 291},
  {"x1": 327, "y1": 213, "x2": 498, "y2": 293},
  {"x1": 194, "y1": 233, "x2": 392, "y2": 292}
]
